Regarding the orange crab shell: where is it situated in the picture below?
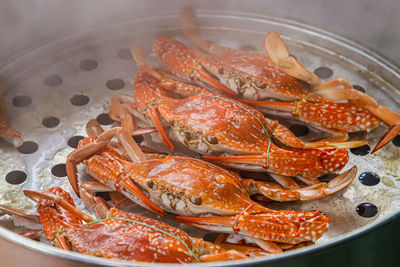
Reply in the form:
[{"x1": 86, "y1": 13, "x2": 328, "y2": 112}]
[
  {"x1": 82, "y1": 143, "x2": 266, "y2": 215},
  {"x1": 152, "y1": 35, "x2": 325, "y2": 102},
  {"x1": 132, "y1": 71, "x2": 349, "y2": 178},
  {"x1": 201, "y1": 49, "x2": 313, "y2": 100},
  {"x1": 64, "y1": 208, "x2": 198, "y2": 263}
]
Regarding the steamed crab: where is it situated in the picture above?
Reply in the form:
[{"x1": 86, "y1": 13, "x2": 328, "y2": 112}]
[
  {"x1": 64, "y1": 123, "x2": 356, "y2": 252},
  {"x1": 150, "y1": 9, "x2": 400, "y2": 152},
  {"x1": 0, "y1": 187, "x2": 248, "y2": 263}
]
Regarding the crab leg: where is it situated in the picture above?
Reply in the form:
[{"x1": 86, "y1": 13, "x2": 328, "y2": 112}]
[
  {"x1": 79, "y1": 182, "x2": 112, "y2": 219},
  {"x1": 265, "y1": 31, "x2": 356, "y2": 92},
  {"x1": 268, "y1": 173, "x2": 300, "y2": 190},
  {"x1": 212, "y1": 237, "x2": 279, "y2": 256},
  {"x1": 19, "y1": 229, "x2": 45, "y2": 239},
  {"x1": 264, "y1": 31, "x2": 321, "y2": 85},
  {"x1": 0, "y1": 204, "x2": 41, "y2": 223},
  {"x1": 66, "y1": 127, "x2": 146, "y2": 193},
  {"x1": 314, "y1": 78, "x2": 353, "y2": 91},
  {"x1": 190, "y1": 237, "x2": 248, "y2": 262},
  {"x1": 179, "y1": 9, "x2": 231, "y2": 56}
]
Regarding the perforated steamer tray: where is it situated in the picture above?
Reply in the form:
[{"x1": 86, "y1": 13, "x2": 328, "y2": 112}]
[{"x1": 0, "y1": 10, "x2": 400, "y2": 266}]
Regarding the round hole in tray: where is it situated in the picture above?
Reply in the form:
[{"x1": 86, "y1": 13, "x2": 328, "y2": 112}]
[
  {"x1": 12, "y1": 95, "x2": 32, "y2": 107},
  {"x1": 42, "y1": 116, "x2": 60, "y2": 128},
  {"x1": 118, "y1": 48, "x2": 133, "y2": 60},
  {"x1": 43, "y1": 74, "x2": 63, "y2": 87},
  {"x1": 392, "y1": 135, "x2": 400, "y2": 147},
  {"x1": 95, "y1": 192, "x2": 111, "y2": 201},
  {"x1": 289, "y1": 124, "x2": 309, "y2": 137},
  {"x1": 51, "y1": 164, "x2": 67, "y2": 177},
  {"x1": 313, "y1": 66, "x2": 333, "y2": 79},
  {"x1": 70, "y1": 94, "x2": 90, "y2": 106},
  {"x1": 350, "y1": 144, "x2": 370, "y2": 156},
  {"x1": 353, "y1": 84, "x2": 366, "y2": 93},
  {"x1": 79, "y1": 59, "x2": 98, "y2": 71},
  {"x1": 17, "y1": 141, "x2": 38, "y2": 154},
  {"x1": 5, "y1": 170, "x2": 27, "y2": 185},
  {"x1": 96, "y1": 113, "x2": 114, "y2": 125},
  {"x1": 133, "y1": 135, "x2": 144, "y2": 143},
  {"x1": 356, "y1": 203, "x2": 378, "y2": 218},
  {"x1": 68, "y1": 135, "x2": 85, "y2": 148},
  {"x1": 358, "y1": 172, "x2": 380, "y2": 186},
  {"x1": 106, "y1": 78, "x2": 125, "y2": 90},
  {"x1": 202, "y1": 232, "x2": 220, "y2": 242}
]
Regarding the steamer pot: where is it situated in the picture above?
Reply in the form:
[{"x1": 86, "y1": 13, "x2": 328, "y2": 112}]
[{"x1": 1, "y1": 1, "x2": 400, "y2": 266}]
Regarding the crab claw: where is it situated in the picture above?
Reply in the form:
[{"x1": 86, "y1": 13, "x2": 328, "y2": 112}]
[
  {"x1": 203, "y1": 148, "x2": 349, "y2": 178},
  {"x1": 242, "y1": 99, "x2": 378, "y2": 146},
  {"x1": 176, "y1": 210, "x2": 330, "y2": 246},
  {"x1": 315, "y1": 87, "x2": 400, "y2": 152},
  {"x1": 244, "y1": 178, "x2": 325, "y2": 201}
]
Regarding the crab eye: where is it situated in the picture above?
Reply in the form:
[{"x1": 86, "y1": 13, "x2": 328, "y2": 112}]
[
  {"x1": 171, "y1": 120, "x2": 181, "y2": 128},
  {"x1": 147, "y1": 180, "x2": 155, "y2": 189},
  {"x1": 206, "y1": 135, "x2": 219, "y2": 145},
  {"x1": 147, "y1": 180, "x2": 164, "y2": 190},
  {"x1": 190, "y1": 196, "x2": 203, "y2": 205},
  {"x1": 256, "y1": 80, "x2": 266, "y2": 89},
  {"x1": 218, "y1": 67, "x2": 224, "y2": 75}
]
